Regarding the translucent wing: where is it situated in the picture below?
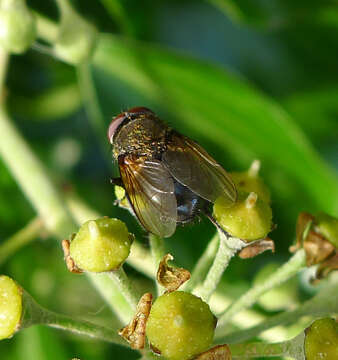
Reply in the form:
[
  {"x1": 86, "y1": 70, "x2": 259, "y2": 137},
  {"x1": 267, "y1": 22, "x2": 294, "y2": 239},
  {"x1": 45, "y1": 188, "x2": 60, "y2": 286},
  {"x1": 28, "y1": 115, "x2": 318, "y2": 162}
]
[
  {"x1": 162, "y1": 133, "x2": 237, "y2": 203},
  {"x1": 119, "y1": 155, "x2": 177, "y2": 238}
]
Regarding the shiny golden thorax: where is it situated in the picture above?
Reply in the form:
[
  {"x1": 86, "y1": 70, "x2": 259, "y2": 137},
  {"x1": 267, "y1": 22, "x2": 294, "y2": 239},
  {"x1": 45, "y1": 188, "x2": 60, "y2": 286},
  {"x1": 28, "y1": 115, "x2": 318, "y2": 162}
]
[{"x1": 112, "y1": 112, "x2": 170, "y2": 160}]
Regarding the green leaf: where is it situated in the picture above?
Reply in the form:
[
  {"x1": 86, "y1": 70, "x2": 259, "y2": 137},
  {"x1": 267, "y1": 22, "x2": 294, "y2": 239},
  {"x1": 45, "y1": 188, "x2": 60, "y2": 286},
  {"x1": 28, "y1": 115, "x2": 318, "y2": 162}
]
[
  {"x1": 15, "y1": 326, "x2": 68, "y2": 360},
  {"x1": 91, "y1": 34, "x2": 338, "y2": 215}
]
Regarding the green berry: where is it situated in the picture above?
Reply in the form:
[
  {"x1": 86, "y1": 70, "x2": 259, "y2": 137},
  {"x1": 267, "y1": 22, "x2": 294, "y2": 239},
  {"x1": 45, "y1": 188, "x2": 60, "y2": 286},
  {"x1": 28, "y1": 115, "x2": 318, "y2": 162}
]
[
  {"x1": 213, "y1": 192, "x2": 272, "y2": 241},
  {"x1": 54, "y1": 0, "x2": 97, "y2": 64},
  {"x1": 315, "y1": 212, "x2": 338, "y2": 248},
  {"x1": 0, "y1": 0, "x2": 36, "y2": 54},
  {"x1": 69, "y1": 218, "x2": 133, "y2": 272},
  {"x1": 230, "y1": 160, "x2": 271, "y2": 204},
  {"x1": 0, "y1": 275, "x2": 22, "y2": 340},
  {"x1": 305, "y1": 318, "x2": 338, "y2": 360},
  {"x1": 146, "y1": 291, "x2": 216, "y2": 360}
]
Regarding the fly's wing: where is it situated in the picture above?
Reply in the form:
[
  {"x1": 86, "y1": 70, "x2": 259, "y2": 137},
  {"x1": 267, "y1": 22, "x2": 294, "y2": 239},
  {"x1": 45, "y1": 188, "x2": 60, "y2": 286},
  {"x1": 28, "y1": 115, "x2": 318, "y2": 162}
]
[
  {"x1": 162, "y1": 133, "x2": 237, "y2": 203},
  {"x1": 119, "y1": 155, "x2": 177, "y2": 238}
]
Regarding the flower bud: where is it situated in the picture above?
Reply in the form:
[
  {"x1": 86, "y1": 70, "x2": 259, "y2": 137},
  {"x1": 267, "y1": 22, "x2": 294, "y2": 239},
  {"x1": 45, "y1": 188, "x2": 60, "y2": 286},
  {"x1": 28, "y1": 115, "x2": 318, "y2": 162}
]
[
  {"x1": 54, "y1": 0, "x2": 98, "y2": 64},
  {"x1": 146, "y1": 291, "x2": 216, "y2": 360},
  {"x1": 0, "y1": 0, "x2": 36, "y2": 54},
  {"x1": 230, "y1": 160, "x2": 271, "y2": 203},
  {"x1": 315, "y1": 212, "x2": 338, "y2": 248},
  {"x1": 0, "y1": 275, "x2": 22, "y2": 340},
  {"x1": 69, "y1": 218, "x2": 133, "y2": 272},
  {"x1": 213, "y1": 191, "x2": 272, "y2": 241},
  {"x1": 305, "y1": 318, "x2": 338, "y2": 360}
]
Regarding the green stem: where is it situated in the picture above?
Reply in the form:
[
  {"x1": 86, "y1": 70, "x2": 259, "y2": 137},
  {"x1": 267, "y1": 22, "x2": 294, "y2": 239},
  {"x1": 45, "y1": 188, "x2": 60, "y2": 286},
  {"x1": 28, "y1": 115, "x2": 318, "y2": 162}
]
[
  {"x1": 194, "y1": 231, "x2": 245, "y2": 302},
  {"x1": 0, "y1": 47, "x2": 9, "y2": 103},
  {"x1": 76, "y1": 63, "x2": 108, "y2": 160},
  {"x1": 21, "y1": 290, "x2": 127, "y2": 346},
  {"x1": 217, "y1": 249, "x2": 306, "y2": 331},
  {"x1": 148, "y1": 233, "x2": 165, "y2": 295},
  {"x1": 183, "y1": 232, "x2": 219, "y2": 292},
  {"x1": 229, "y1": 332, "x2": 305, "y2": 359},
  {"x1": 44, "y1": 310, "x2": 126, "y2": 345},
  {"x1": 0, "y1": 106, "x2": 75, "y2": 238},
  {"x1": 100, "y1": 0, "x2": 134, "y2": 36},
  {"x1": 0, "y1": 218, "x2": 43, "y2": 265},
  {"x1": 86, "y1": 272, "x2": 133, "y2": 324},
  {"x1": 218, "y1": 281, "x2": 338, "y2": 344},
  {"x1": 108, "y1": 267, "x2": 139, "y2": 310},
  {"x1": 34, "y1": 11, "x2": 59, "y2": 43}
]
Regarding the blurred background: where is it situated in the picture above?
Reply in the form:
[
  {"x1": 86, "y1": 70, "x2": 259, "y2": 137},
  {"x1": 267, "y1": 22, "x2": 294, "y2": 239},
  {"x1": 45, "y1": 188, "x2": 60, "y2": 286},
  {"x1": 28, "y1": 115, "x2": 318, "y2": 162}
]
[{"x1": 0, "y1": 0, "x2": 338, "y2": 359}]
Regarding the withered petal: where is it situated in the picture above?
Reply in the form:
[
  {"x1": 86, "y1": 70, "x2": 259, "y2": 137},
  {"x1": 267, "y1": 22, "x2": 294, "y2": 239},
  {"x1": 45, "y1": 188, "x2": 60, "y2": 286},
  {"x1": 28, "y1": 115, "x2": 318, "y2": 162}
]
[
  {"x1": 157, "y1": 253, "x2": 191, "y2": 292},
  {"x1": 119, "y1": 292, "x2": 152, "y2": 349},
  {"x1": 238, "y1": 238, "x2": 275, "y2": 259}
]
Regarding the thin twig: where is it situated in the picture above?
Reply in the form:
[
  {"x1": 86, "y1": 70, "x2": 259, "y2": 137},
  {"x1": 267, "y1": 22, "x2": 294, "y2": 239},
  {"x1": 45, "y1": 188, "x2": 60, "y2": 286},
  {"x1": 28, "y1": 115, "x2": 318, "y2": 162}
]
[
  {"x1": 216, "y1": 249, "x2": 307, "y2": 331},
  {"x1": 194, "y1": 230, "x2": 244, "y2": 302},
  {"x1": 0, "y1": 218, "x2": 43, "y2": 265}
]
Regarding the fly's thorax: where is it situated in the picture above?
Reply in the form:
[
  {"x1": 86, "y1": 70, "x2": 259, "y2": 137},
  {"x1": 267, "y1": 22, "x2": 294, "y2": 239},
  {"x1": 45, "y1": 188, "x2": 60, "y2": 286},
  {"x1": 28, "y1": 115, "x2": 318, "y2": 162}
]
[{"x1": 112, "y1": 117, "x2": 169, "y2": 159}]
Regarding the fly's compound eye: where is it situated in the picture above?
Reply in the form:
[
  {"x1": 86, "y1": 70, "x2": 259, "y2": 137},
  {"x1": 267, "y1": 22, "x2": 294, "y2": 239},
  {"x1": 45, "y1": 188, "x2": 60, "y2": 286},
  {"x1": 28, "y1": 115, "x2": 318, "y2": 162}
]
[
  {"x1": 107, "y1": 113, "x2": 127, "y2": 144},
  {"x1": 108, "y1": 107, "x2": 155, "y2": 144}
]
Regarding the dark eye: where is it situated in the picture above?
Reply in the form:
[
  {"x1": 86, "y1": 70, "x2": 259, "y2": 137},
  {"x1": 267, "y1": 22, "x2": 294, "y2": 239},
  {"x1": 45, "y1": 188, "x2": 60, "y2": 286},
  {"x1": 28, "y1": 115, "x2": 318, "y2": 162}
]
[{"x1": 107, "y1": 113, "x2": 126, "y2": 144}]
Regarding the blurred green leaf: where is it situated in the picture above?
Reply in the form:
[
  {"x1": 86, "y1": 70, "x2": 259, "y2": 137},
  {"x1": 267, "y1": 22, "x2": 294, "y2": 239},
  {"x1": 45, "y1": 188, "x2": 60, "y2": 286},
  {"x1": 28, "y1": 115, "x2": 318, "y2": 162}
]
[
  {"x1": 282, "y1": 87, "x2": 338, "y2": 143},
  {"x1": 15, "y1": 326, "x2": 68, "y2": 360},
  {"x1": 90, "y1": 34, "x2": 338, "y2": 215}
]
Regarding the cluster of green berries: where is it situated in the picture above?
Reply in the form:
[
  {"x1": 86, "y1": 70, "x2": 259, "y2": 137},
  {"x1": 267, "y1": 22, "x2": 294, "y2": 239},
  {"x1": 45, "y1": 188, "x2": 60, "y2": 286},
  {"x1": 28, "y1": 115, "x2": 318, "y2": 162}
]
[{"x1": 213, "y1": 160, "x2": 272, "y2": 241}]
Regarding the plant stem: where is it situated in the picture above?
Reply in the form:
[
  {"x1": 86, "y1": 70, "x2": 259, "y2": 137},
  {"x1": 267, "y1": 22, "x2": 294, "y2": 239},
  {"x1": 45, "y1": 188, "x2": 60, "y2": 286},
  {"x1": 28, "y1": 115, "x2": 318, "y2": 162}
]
[
  {"x1": 21, "y1": 290, "x2": 127, "y2": 346},
  {"x1": 44, "y1": 310, "x2": 127, "y2": 345},
  {"x1": 0, "y1": 47, "x2": 9, "y2": 103},
  {"x1": 217, "y1": 249, "x2": 306, "y2": 331},
  {"x1": 34, "y1": 12, "x2": 59, "y2": 43},
  {"x1": 108, "y1": 268, "x2": 139, "y2": 310},
  {"x1": 194, "y1": 231, "x2": 245, "y2": 302},
  {"x1": 149, "y1": 233, "x2": 165, "y2": 295},
  {"x1": 100, "y1": 0, "x2": 134, "y2": 36},
  {"x1": 183, "y1": 232, "x2": 219, "y2": 292},
  {"x1": 86, "y1": 273, "x2": 133, "y2": 324},
  {"x1": 229, "y1": 332, "x2": 306, "y2": 359},
  {"x1": 0, "y1": 218, "x2": 43, "y2": 265},
  {"x1": 217, "y1": 280, "x2": 338, "y2": 344},
  {"x1": 76, "y1": 63, "x2": 109, "y2": 162},
  {"x1": 0, "y1": 106, "x2": 76, "y2": 238}
]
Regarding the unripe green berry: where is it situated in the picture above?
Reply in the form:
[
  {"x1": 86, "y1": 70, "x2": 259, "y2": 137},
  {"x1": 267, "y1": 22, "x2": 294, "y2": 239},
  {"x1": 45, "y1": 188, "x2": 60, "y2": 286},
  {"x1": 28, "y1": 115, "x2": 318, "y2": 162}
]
[
  {"x1": 315, "y1": 212, "x2": 338, "y2": 248},
  {"x1": 305, "y1": 318, "x2": 338, "y2": 360},
  {"x1": 146, "y1": 291, "x2": 216, "y2": 360},
  {"x1": 230, "y1": 160, "x2": 271, "y2": 204},
  {"x1": 0, "y1": 0, "x2": 36, "y2": 54},
  {"x1": 69, "y1": 218, "x2": 133, "y2": 272},
  {"x1": 54, "y1": 0, "x2": 97, "y2": 64},
  {"x1": 213, "y1": 192, "x2": 272, "y2": 241},
  {"x1": 0, "y1": 275, "x2": 22, "y2": 340}
]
